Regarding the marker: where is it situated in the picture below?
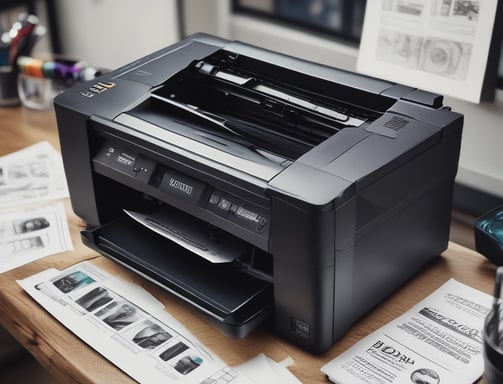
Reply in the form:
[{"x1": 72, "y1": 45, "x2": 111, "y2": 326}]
[
  {"x1": 0, "y1": 32, "x2": 11, "y2": 66},
  {"x1": 8, "y1": 14, "x2": 39, "y2": 64}
]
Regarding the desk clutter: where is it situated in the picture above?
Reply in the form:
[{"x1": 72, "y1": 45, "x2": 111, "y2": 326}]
[
  {"x1": 1, "y1": 26, "x2": 502, "y2": 384},
  {"x1": 0, "y1": 13, "x2": 100, "y2": 109}
]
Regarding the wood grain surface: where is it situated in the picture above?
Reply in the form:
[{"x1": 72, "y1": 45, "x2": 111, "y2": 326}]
[{"x1": 0, "y1": 108, "x2": 496, "y2": 383}]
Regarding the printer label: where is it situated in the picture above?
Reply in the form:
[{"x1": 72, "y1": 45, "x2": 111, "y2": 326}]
[
  {"x1": 116, "y1": 152, "x2": 136, "y2": 167},
  {"x1": 169, "y1": 177, "x2": 194, "y2": 196},
  {"x1": 291, "y1": 317, "x2": 310, "y2": 337},
  {"x1": 159, "y1": 169, "x2": 206, "y2": 205}
]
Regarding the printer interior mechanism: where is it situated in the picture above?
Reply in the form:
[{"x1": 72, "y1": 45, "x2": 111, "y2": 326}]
[
  {"x1": 131, "y1": 49, "x2": 375, "y2": 161},
  {"x1": 54, "y1": 35, "x2": 463, "y2": 353}
]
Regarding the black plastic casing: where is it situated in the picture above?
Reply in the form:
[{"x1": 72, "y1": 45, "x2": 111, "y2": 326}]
[{"x1": 54, "y1": 34, "x2": 463, "y2": 353}]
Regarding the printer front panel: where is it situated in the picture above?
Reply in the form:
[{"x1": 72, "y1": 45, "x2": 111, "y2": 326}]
[
  {"x1": 87, "y1": 120, "x2": 273, "y2": 251},
  {"x1": 74, "y1": 120, "x2": 281, "y2": 336}
]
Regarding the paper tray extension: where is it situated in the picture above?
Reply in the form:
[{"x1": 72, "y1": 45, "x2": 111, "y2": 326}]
[{"x1": 81, "y1": 214, "x2": 272, "y2": 338}]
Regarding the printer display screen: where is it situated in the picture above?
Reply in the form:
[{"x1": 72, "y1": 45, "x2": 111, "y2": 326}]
[{"x1": 126, "y1": 49, "x2": 381, "y2": 161}]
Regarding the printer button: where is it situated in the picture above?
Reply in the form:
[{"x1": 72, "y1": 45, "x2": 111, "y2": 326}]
[
  {"x1": 209, "y1": 193, "x2": 220, "y2": 205},
  {"x1": 235, "y1": 207, "x2": 260, "y2": 224},
  {"x1": 257, "y1": 217, "x2": 268, "y2": 231},
  {"x1": 229, "y1": 203, "x2": 239, "y2": 214},
  {"x1": 217, "y1": 198, "x2": 232, "y2": 211}
]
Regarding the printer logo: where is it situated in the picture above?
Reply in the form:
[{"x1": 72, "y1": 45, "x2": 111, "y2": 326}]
[
  {"x1": 169, "y1": 177, "x2": 193, "y2": 196},
  {"x1": 291, "y1": 317, "x2": 310, "y2": 337}
]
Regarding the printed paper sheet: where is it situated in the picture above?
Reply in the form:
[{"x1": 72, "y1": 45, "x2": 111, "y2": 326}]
[
  {"x1": 357, "y1": 0, "x2": 498, "y2": 102},
  {"x1": 0, "y1": 141, "x2": 69, "y2": 208},
  {"x1": 0, "y1": 202, "x2": 72, "y2": 272},
  {"x1": 321, "y1": 279, "x2": 493, "y2": 384},
  {"x1": 18, "y1": 261, "x2": 301, "y2": 384},
  {"x1": 0, "y1": 142, "x2": 72, "y2": 273}
]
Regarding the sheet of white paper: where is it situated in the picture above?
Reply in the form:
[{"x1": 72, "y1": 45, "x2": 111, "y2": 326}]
[
  {"x1": 321, "y1": 279, "x2": 493, "y2": 384},
  {"x1": 124, "y1": 209, "x2": 242, "y2": 263},
  {"x1": 0, "y1": 202, "x2": 73, "y2": 272},
  {"x1": 357, "y1": 0, "x2": 499, "y2": 103},
  {"x1": 235, "y1": 353, "x2": 302, "y2": 384},
  {"x1": 0, "y1": 141, "x2": 69, "y2": 208},
  {"x1": 17, "y1": 261, "x2": 272, "y2": 384}
]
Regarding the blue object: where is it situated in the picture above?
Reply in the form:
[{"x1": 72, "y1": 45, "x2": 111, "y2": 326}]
[{"x1": 475, "y1": 205, "x2": 503, "y2": 265}]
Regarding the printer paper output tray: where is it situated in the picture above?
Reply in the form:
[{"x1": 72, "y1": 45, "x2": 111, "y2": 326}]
[{"x1": 81, "y1": 214, "x2": 273, "y2": 338}]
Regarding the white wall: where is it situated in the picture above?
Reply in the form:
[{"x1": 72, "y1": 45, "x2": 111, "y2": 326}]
[
  {"x1": 54, "y1": 0, "x2": 180, "y2": 70},
  {"x1": 183, "y1": 0, "x2": 503, "y2": 199}
]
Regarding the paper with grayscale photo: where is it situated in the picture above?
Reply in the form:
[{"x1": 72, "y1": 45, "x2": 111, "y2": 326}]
[
  {"x1": 0, "y1": 202, "x2": 73, "y2": 273},
  {"x1": 321, "y1": 279, "x2": 493, "y2": 384},
  {"x1": 124, "y1": 209, "x2": 243, "y2": 263},
  {"x1": 0, "y1": 141, "x2": 69, "y2": 208},
  {"x1": 18, "y1": 261, "x2": 301, "y2": 384},
  {"x1": 357, "y1": 0, "x2": 498, "y2": 103}
]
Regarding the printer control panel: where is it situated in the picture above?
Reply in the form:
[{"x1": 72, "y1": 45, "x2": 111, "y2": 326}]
[
  {"x1": 93, "y1": 141, "x2": 270, "y2": 237},
  {"x1": 155, "y1": 164, "x2": 270, "y2": 234},
  {"x1": 206, "y1": 191, "x2": 269, "y2": 233}
]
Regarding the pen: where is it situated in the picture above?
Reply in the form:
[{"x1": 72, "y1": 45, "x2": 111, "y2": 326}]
[
  {"x1": 8, "y1": 13, "x2": 39, "y2": 64},
  {"x1": 0, "y1": 32, "x2": 11, "y2": 66},
  {"x1": 492, "y1": 266, "x2": 503, "y2": 346}
]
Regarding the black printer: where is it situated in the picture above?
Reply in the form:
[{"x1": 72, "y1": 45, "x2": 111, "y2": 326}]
[{"x1": 54, "y1": 34, "x2": 463, "y2": 353}]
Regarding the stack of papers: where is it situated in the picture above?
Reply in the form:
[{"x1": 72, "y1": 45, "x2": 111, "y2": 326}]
[{"x1": 0, "y1": 141, "x2": 72, "y2": 272}]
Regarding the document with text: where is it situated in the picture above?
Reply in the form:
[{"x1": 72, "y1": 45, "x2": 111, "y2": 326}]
[{"x1": 322, "y1": 279, "x2": 492, "y2": 384}]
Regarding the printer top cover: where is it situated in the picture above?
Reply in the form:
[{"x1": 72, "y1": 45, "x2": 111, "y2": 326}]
[{"x1": 54, "y1": 34, "x2": 463, "y2": 352}]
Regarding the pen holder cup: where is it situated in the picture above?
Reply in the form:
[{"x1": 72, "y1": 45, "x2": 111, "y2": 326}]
[
  {"x1": 483, "y1": 308, "x2": 503, "y2": 384},
  {"x1": 0, "y1": 66, "x2": 20, "y2": 106},
  {"x1": 17, "y1": 73, "x2": 68, "y2": 110}
]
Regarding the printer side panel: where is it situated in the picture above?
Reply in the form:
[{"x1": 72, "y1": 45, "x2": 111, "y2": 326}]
[
  {"x1": 270, "y1": 111, "x2": 462, "y2": 353},
  {"x1": 54, "y1": 106, "x2": 101, "y2": 225},
  {"x1": 270, "y1": 196, "x2": 337, "y2": 352},
  {"x1": 349, "y1": 121, "x2": 463, "y2": 322}
]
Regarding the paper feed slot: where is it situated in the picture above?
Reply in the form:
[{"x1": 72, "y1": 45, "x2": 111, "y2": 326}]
[
  {"x1": 125, "y1": 49, "x2": 376, "y2": 161},
  {"x1": 81, "y1": 212, "x2": 273, "y2": 338}
]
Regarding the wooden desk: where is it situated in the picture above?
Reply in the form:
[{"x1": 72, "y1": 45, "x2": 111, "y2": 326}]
[{"x1": 0, "y1": 107, "x2": 497, "y2": 383}]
